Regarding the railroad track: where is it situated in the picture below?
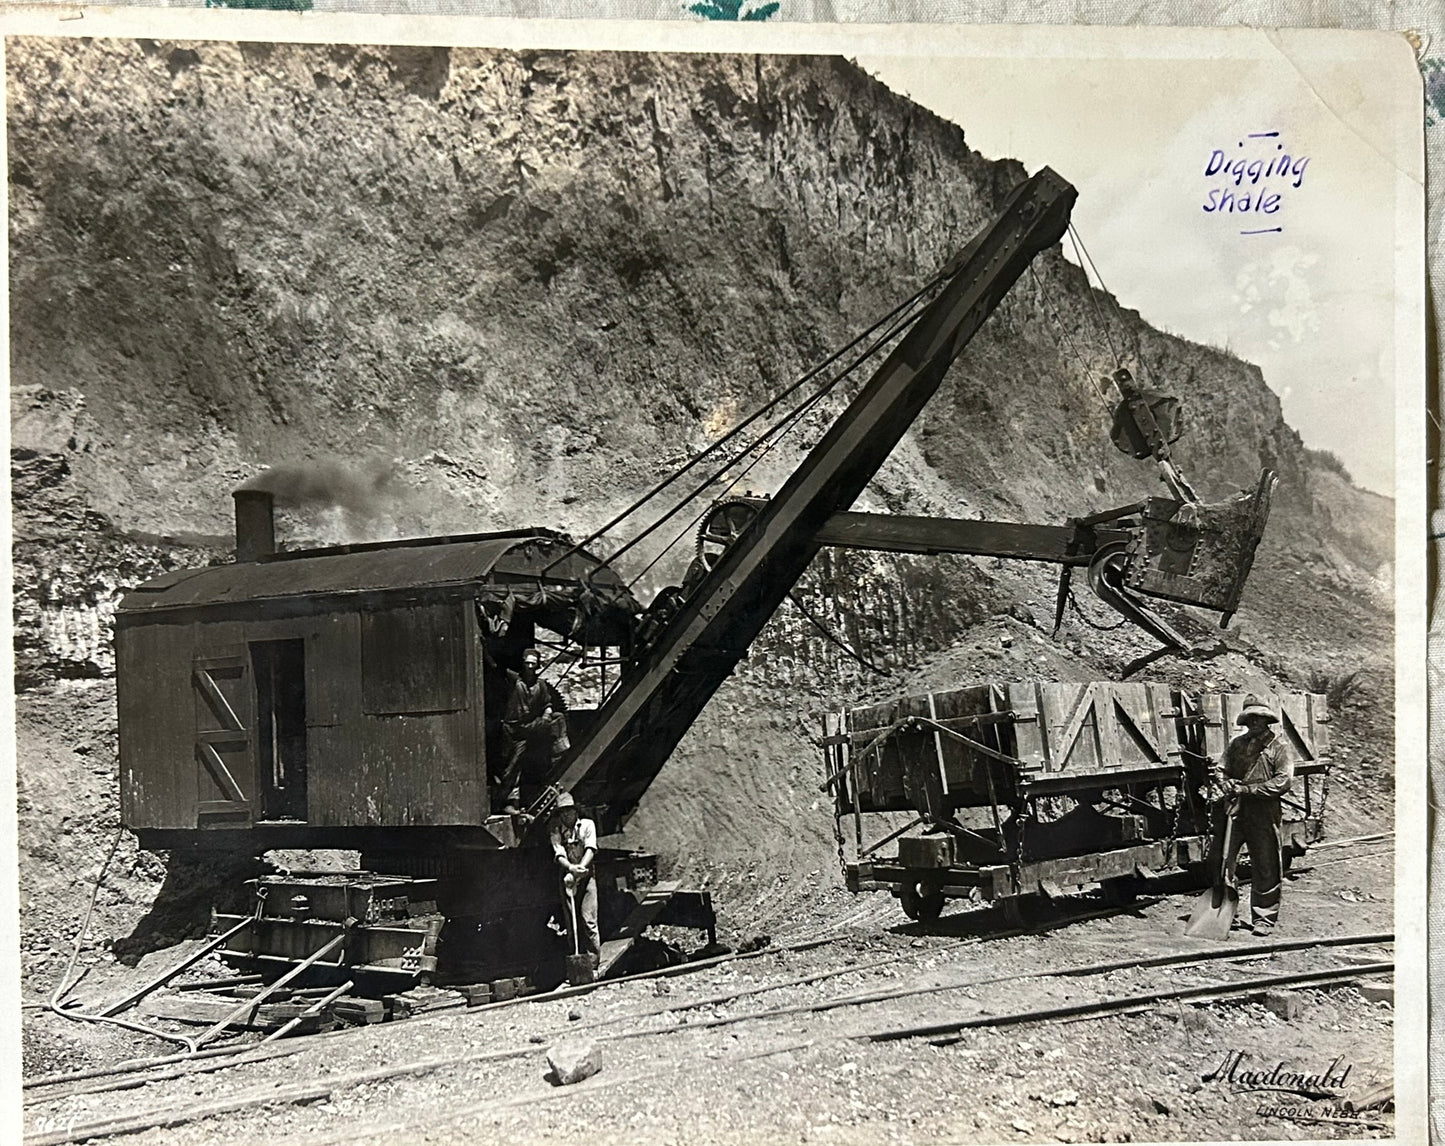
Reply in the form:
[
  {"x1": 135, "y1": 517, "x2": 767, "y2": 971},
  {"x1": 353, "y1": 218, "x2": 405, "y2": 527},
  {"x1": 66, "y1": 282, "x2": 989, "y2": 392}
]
[
  {"x1": 27, "y1": 890, "x2": 1162, "y2": 1107},
  {"x1": 22, "y1": 927, "x2": 839, "y2": 1103},
  {"x1": 25, "y1": 924, "x2": 1394, "y2": 1146},
  {"x1": 25, "y1": 832, "x2": 1395, "y2": 1144}
]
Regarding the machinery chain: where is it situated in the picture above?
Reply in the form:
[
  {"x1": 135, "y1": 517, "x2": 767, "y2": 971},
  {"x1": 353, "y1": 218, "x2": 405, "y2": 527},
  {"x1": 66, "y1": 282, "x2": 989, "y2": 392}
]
[
  {"x1": 1165, "y1": 785, "x2": 1184, "y2": 865},
  {"x1": 832, "y1": 807, "x2": 849, "y2": 885},
  {"x1": 1314, "y1": 771, "x2": 1332, "y2": 843},
  {"x1": 1009, "y1": 801, "x2": 1033, "y2": 895},
  {"x1": 829, "y1": 733, "x2": 850, "y2": 885}
]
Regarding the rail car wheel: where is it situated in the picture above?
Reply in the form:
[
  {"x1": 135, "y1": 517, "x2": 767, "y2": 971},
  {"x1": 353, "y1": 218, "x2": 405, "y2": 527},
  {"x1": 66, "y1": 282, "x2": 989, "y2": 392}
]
[{"x1": 900, "y1": 880, "x2": 944, "y2": 922}]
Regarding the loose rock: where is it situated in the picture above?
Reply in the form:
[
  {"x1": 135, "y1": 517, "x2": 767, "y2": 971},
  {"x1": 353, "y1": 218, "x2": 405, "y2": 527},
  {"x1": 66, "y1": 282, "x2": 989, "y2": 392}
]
[{"x1": 547, "y1": 1038, "x2": 601, "y2": 1085}]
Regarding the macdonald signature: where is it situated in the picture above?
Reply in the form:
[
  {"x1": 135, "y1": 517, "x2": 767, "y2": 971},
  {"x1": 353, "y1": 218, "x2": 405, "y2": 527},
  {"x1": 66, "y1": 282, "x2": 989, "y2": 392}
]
[
  {"x1": 1204, "y1": 1049, "x2": 1391, "y2": 1129},
  {"x1": 1204, "y1": 1048, "x2": 1351, "y2": 1097}
]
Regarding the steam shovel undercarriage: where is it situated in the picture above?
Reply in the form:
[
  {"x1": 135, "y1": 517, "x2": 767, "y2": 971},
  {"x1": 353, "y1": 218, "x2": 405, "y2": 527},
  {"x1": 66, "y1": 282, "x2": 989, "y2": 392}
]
[{"x1": 201, "y1": 839, "x2": 717, "y2": 1001}]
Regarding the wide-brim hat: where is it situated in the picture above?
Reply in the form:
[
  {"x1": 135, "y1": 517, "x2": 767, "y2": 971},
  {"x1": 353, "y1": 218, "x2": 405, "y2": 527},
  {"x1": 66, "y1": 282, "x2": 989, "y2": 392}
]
[{"x1": 1236, "y1": 694, "x2": 1279, "y2": 726}]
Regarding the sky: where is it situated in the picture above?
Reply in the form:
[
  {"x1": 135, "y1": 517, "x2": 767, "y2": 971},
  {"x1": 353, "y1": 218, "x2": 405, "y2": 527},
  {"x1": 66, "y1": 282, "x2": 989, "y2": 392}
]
[{"x1": 856, "y1": 45, "x2": 1415, "y2": 496}]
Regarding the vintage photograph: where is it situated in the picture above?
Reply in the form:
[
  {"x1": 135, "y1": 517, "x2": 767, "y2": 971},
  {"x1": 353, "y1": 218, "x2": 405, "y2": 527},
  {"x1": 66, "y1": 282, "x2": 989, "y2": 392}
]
[{"x1": 6, "y1": 18, "x2": 1422, "y2": 1145}]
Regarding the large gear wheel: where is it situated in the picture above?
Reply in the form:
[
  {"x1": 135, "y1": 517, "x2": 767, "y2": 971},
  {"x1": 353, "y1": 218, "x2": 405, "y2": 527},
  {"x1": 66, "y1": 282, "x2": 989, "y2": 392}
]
[
  {"x1": 694, "y1": 496, "x2": 765, "y2": 573},
  {"x1": 680, "y1": 496, "x2": 766, "y2": 596}
]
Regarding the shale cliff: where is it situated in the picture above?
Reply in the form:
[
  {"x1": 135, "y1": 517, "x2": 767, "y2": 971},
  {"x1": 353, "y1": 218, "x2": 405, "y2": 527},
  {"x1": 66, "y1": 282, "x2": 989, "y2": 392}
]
[{"x1": 8, "y1": 40, "x2": 1393, "y2": 934}]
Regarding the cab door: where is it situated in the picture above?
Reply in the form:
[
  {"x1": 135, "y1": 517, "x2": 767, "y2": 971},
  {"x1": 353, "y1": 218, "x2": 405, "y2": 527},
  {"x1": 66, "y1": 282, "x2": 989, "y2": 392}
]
[{"x1": 193, "y1": 652, "x2": 255, "y2": 827}]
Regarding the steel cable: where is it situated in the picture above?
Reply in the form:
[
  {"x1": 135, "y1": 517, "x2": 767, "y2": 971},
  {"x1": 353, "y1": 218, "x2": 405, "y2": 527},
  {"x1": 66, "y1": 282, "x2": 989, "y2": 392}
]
[
  {"x1": 606, "y1": 276, "x2": 947, "y2": 583},
  {"x1": 1068, "y1": 224, "x2": 1124, "y2": 373},
  {"x1": 44, "y1": 829, "x2": 199, "y2": 1053},
  {"x1": 539, "y1": 266, "x2": 954, "y2": 577},
  {"x1": 1028, "y1": 263, "x2": 1114, "y2": 418}
]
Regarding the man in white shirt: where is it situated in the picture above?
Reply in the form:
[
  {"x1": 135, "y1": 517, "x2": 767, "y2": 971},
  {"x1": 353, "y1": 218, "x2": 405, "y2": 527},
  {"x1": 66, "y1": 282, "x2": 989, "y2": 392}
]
[
  {"x1": 549, "y1": 791, "x2": 600, "y2": 967},
  {"x1": 1210, "y1": 695, "x2": 1294, "y2": 935}
]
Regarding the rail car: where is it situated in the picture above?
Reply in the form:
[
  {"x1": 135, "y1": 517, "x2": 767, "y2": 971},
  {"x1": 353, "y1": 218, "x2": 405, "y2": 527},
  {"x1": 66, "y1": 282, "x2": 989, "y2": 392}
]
[{"x1": 825, "y1": 682, "x2": 1330, "y2": 923}]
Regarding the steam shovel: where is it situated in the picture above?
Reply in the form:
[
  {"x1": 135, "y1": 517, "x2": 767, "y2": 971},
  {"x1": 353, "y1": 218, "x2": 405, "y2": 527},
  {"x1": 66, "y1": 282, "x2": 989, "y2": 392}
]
[{"x1": 1185, "y1": 806, "x2": 1239, "y2": 940}]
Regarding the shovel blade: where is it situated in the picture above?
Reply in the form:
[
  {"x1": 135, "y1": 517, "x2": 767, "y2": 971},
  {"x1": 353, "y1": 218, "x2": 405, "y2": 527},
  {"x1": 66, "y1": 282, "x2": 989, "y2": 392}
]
[{"x1": 1184, "y1": 885, "x2": 1239, "y2": 940}]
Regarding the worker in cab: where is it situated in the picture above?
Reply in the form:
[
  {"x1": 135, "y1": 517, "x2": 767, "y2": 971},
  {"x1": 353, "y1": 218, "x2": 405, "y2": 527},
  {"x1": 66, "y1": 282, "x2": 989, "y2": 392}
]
[
  {"x1": 1209, "y1": 695, "x2": 1294, "y2": 935},
  {"x1": 497, "y1": 647, "x2": 569, "y2": 815},
  {"x1": 550, "y1": 791, "x2": 601, "y2": 969}
]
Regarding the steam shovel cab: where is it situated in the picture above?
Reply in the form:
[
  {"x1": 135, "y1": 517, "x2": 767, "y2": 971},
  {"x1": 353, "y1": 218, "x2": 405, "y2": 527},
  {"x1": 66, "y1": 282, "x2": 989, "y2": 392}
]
[{"x1": 116, "y1": 491, "x2": 716, "y2": 991}]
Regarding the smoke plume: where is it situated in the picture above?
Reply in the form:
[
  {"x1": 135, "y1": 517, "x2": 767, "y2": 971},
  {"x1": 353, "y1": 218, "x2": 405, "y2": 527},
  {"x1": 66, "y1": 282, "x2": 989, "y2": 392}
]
[{"x1": 237, "y1": 458, "x2": 401, "y2": 516}]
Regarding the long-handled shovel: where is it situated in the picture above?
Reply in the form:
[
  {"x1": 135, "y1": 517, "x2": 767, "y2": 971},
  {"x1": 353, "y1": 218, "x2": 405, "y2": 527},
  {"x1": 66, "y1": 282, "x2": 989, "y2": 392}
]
[
  {"x1": 1185, "y1": 802, "x2": 1240, "y2": 939},
  {"x1": 562, "y1": 875, "x2": 595, "y2": 985}
]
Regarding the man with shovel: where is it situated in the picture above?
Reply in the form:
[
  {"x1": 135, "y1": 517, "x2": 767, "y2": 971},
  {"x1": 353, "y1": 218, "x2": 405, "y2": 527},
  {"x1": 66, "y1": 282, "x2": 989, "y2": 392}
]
[
  {"x1": 550, "y1": 791, "x2": 601, "y2": 976},
  {"x1": 1191, "y1": 695, "x2": 1294, "y2": 938}
]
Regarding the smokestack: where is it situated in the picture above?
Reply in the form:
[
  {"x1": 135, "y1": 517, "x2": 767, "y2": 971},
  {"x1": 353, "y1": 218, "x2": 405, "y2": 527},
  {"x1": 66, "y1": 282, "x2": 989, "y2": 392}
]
[{"x1": 233, "y1": 489, "x2": 276, "y2": 562}]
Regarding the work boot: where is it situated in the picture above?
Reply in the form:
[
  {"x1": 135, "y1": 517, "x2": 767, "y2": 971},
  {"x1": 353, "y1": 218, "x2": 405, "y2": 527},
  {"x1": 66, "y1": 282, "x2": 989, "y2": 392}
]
[{"x1": 1252, "y1": 920, "x2": 1276, "y2": 938}]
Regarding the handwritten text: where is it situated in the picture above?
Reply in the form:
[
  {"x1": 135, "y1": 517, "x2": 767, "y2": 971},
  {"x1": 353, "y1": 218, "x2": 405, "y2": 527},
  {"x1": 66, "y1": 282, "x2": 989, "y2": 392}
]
[{"x1": 1201, "y1": 132, "x2": 1310, "y2": 234}]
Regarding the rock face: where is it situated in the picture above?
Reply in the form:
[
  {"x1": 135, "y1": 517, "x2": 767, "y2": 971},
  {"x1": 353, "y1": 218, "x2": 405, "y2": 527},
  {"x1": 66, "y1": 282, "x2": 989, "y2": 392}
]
[
  {"x1": 11, "y1": 389, "x2": 225, "y2": 687},
  {"x1": 8, "y1": 40, "x2": 1393, "y2": 929}
]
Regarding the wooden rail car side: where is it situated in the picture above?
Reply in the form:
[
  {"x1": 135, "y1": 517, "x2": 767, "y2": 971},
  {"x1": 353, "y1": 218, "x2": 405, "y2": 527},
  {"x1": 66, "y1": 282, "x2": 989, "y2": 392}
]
[{"x1": 826, "y1": 683, "x2": 1330, "y2": 922}]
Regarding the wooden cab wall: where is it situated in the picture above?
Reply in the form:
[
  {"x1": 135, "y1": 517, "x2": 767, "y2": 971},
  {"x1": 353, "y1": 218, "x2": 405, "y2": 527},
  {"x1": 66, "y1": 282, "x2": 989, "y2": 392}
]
[{"x1": 117, "y1": 597, "x2": 488, "y2": 832}]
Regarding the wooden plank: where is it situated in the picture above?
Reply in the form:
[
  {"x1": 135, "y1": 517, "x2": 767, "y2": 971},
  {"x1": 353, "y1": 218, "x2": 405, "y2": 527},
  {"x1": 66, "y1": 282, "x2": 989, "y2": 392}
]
[
  {"x1": 1094, "y1": 684, "x2": 1121, "y2": 768},
  {"x1": 1006, "y1": 682, "x2": 1046, "y2": 773},
  {"x1": 309, "y1": 612, "x2": 362, "y2": 828},
  {"x1": 1109, "y1": 688, "x2": 1165, "y2": 767},
  {"x1": 464, "y1": 600, "x2": 489, "y2": 819},
  {"x1": 1279, "y1": 703, "x2": 1315, "y2": 765},
  {"x1": 597, "y1": 938, "x2": 635, "y2": 976},
  {"x1": 331, "y1": 997, "x2": 387, "y2": 1024},
  {"x1": 360, "y1": 602, "x2": 467, "y2": 716},
  {"x1": 139, "y1": 995, "x2": 260, "y2": 1028},
  {"x1": 813, "y1": 512, "x2": 1098, "y2": 561},
  {"x1": 1309, "y1": 692, "x2": 1331, "y2": 755},
  {"x1": 926, "y1": 693, "x2": 949, "y2": 796},
  {"x1": 118, "y1": 621, "x2": 200, "y2": 829},
  {"x1": 192, "y1": 651, "x2": 252, "y2": 821},
  {"x1": 196, "y1": 741, "x2": 248, "y2": 804},
  {"x1": 1199, "y1": 692, "x2": 1228, "y2": 760},
  {"x1": 1042, "y1": 683, "x2": 1097, "y2": 773},
  {"x1": 609, "y1": 881, "x2": 682, "y2": 942},
  {"x1": 934, "y1": 686, "x2": 994, "y2": 790},
  {"x1": 193, "y1": 665, "x2": 245, "y2": 731},
  {"x1": 305, "y1": 612, "x2": 354, "y2": 730}
]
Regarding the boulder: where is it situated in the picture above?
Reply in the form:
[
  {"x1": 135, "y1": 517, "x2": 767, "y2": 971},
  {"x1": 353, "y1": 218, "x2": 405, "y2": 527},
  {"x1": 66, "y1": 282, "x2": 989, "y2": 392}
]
[{"x1": 547, "y1": 1038, "x2": 601, "y2": 1085}]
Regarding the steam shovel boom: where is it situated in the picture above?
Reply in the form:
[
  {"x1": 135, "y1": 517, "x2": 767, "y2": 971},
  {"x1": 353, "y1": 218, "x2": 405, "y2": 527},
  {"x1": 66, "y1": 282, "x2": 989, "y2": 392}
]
[{"x1": 553, "y1": 168, "x2": 1078, "y2": 834}]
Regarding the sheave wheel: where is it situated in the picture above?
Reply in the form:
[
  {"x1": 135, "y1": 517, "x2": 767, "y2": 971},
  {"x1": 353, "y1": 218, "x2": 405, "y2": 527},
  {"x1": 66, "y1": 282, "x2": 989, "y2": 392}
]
[{"x1": 900, "y1": 881, "x2": 945, "y2": 922}]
